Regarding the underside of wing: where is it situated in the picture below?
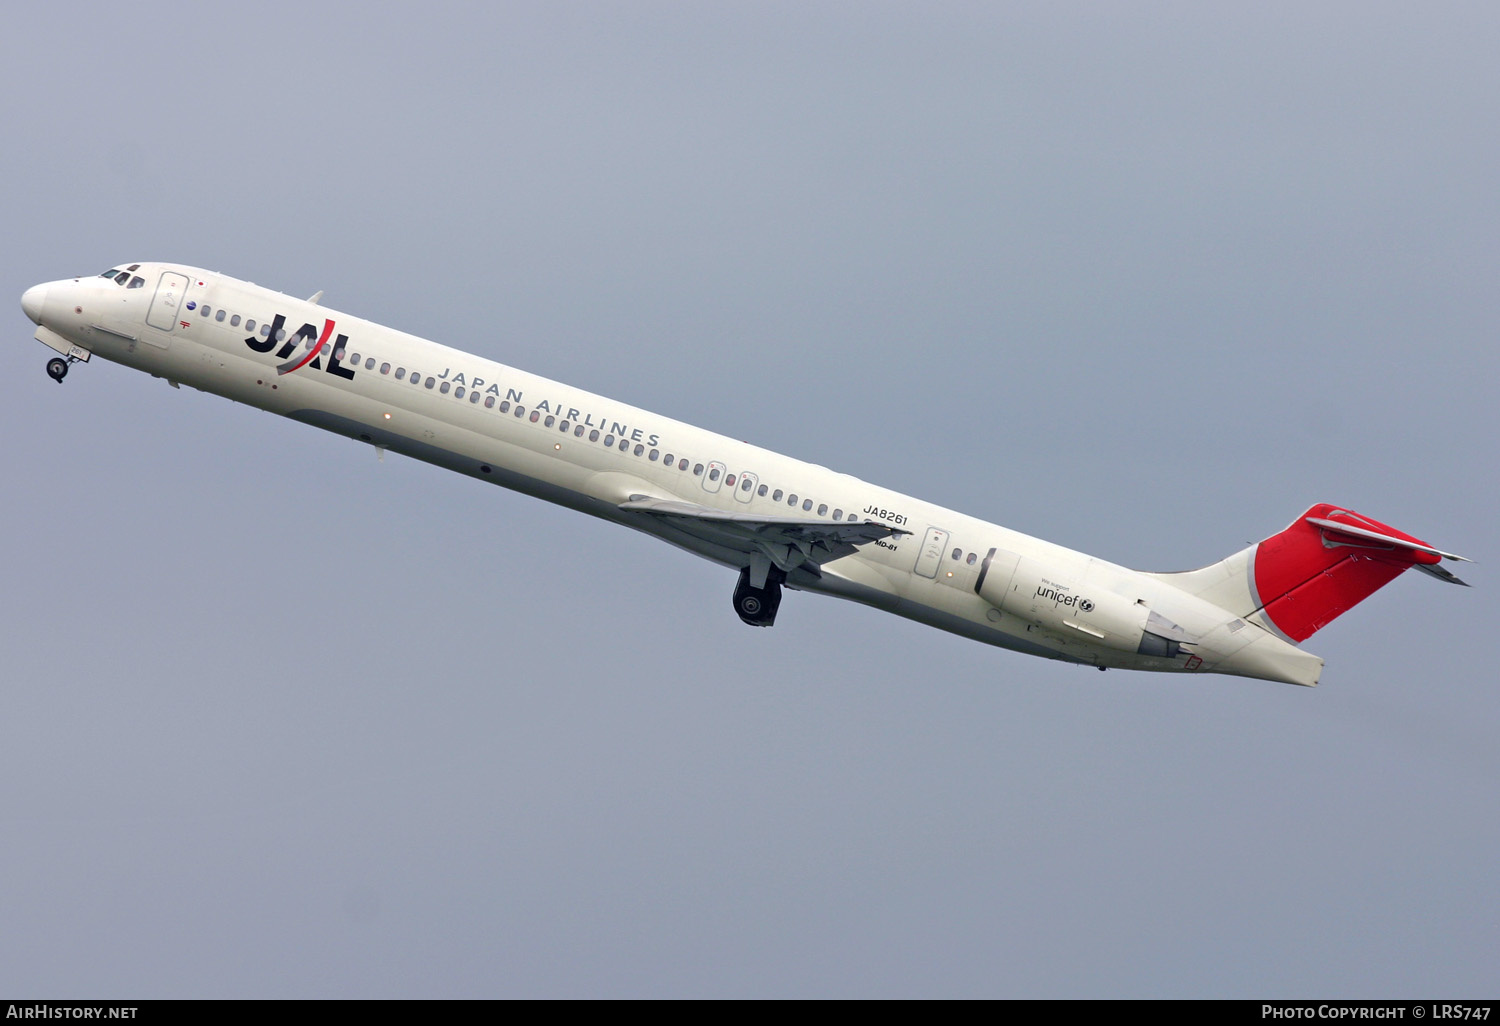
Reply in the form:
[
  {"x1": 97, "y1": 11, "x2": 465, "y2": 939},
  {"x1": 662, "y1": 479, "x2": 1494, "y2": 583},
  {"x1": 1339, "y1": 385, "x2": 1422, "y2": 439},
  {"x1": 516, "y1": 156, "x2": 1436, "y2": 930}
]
[{"x1": 618, "y1": 495, "x2": 908, "y2": 572}]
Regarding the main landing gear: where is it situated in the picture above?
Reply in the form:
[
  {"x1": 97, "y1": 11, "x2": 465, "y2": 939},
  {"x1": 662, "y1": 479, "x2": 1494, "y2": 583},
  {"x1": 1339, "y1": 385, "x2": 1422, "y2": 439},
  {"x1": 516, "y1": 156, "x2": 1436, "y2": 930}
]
[
  {"x1": 46, "y1": 356, "x2": 70, "y2": 383},
  {"x1": 733, "y1": 564, "x2": 786, "y2": 628}
]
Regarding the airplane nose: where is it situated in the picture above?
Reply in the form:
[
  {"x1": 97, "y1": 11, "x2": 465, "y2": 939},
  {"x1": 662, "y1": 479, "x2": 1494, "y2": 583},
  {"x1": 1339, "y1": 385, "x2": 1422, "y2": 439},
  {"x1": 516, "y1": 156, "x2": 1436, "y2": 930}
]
[{"x1": 21, "y1": 283, "x2": 47, "y2": 325}]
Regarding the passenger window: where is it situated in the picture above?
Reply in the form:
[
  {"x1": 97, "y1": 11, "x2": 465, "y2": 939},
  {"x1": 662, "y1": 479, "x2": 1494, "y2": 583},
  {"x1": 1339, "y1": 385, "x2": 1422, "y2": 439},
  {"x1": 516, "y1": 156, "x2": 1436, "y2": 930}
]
[
  {"x1": 574, "y1": 425, "x2": 584, "y2": 437},
  {"x1": 559, "y1": 420, "x2": 570, "y2": 432},
  {"x1": 589, "y1": 430, "x2": 599, "y2": 441},
  {"x1": 725, "y1": 474, "x2": 736, "y2": 487},
  {"x1": 952, "y1": 548, "x2": 962, "y2": 560},
  {"x1": 441, "y1": 382, "x2": 451, "y2": 395},
  {"x1": 604, "y1": 435, "x2": 615, "y2": 446},
  {"x1": 381, "y1": 363, "x2": 391, "y2": 375},
  {"x1": 742, "y1": 479, "x2": 753, "y2": 492},
  {"x1": 649, "y1": 449, "x2": 659, "y2": 461},
  {"x1": 634, "y1": 444, "x2": 644, "y2": 456},
  {"x1": 216, "y1": 310, "x2": 226, "y2": 322},
  {"x1": 544, "y1": 415, "x2": 554, "y2": 427},
  {"x1": 259, "y1": 323, "x2": 271, "y2": 338},
  {"x1": 803, "y1": 499, "x2": 813, "y2": 511},
  {"x1": 818, "y1": 504, "x2": 828, "y2": 516},
  {"x1": 395, "y1": 368, "x2": 405, "y2": 379},
  {"x1": 275, "y1": 329, "x2": 286, "y2": 341},
  {"x1": 529, "y1": 410, "x2": 539, "y2": 422},
  {"x1": 366, "y1": 358, "x2": 376, "y2": 370},
  {"x1": 500, "y1": 401, "x2": 511, "y2": 412},
  {"x1": 833, "y1": 508, "x2": 842, "y2": 519},
  {"x1": 425, "y1": 377, "x2": 435, "y2": 388},
  {"x1": 201, "y1": 306, "x2": 212, "y2": 317},
  {"x1": 514, "y1": 405, "x2": 524, "y2": 416},
  {"x1": 230, "y1": 314, "x2": 241, "y2": 327},
  {"x1": 709, "y1": 467, "x2": 720, "y2": 481},
  {"x1": 758, "y1": 484, "x2": 768, "y2": 497},
  {"x1": 772, "y1": 489, "x2": 783, "y2": 502},
  {"x1": 967, "y1": 552, "x2": 978, "y2": 565},
  {"x1": 618, "y1": 438, "x2": 629, "y2": 451},
  {"x1": 788, "y1": 494, "x2": 798, "y2": 506},
  {"x1": 484, "y1": 396, "x2": 495, "y2": 409},
  {"x1": 246, "y1": 320, "x2": 256, "y2": 332},
  {"x1": 694, "y1": 464, "x2": 704, "y2": 476},
  {"x1": 678, "y1": 459, "x2": 688, "y2": 471}
]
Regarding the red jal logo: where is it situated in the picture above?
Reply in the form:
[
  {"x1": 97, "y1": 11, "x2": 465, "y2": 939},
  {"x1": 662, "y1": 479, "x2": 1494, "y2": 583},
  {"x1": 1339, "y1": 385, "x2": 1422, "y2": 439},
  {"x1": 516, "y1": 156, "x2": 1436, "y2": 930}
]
[{"x1": 244, "y1": 314, "x2": 355, "y2": 380}]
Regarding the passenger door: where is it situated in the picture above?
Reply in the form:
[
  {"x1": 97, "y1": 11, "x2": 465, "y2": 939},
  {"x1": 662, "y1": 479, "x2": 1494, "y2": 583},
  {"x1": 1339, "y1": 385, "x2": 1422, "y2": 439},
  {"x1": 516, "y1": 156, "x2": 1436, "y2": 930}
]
[
  {"x1": 145, "y1": 271, "x2": 189, "y2": 332},
  {"x1": 912, "y1": 526, "x2": 950, "y2": 579}
]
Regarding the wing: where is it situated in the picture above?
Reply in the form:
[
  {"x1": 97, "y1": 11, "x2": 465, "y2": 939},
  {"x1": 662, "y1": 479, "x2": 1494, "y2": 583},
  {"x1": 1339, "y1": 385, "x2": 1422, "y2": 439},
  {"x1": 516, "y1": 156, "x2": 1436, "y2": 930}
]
[{"x1": 618, "y1": 495, "x2": 908, "y2": 572}]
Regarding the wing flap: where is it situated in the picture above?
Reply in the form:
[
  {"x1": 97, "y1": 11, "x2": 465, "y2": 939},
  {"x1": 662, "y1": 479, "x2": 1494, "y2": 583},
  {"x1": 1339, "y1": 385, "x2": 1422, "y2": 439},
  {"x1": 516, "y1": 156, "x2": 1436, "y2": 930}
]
[{"x1": 618, "y1": 495, "x2": 908, "y2": 570}]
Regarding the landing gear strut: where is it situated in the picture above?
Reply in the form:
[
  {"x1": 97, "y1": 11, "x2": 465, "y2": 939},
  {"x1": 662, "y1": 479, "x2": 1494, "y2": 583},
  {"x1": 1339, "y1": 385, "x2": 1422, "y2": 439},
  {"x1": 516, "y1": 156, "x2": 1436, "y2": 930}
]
[
  {"x1": 46, "y1": 357, "x2": 69, "y2": 384},
  {"x1": 733, "y1": 564, "x2": 786, "y2": 627}
]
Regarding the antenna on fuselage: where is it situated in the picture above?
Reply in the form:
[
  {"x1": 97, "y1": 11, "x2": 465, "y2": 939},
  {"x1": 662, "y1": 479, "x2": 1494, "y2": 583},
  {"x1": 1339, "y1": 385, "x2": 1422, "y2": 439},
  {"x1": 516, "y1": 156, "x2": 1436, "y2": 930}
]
[{"x1": 306, "y1": 290, "x2": 323, "y2": 304}]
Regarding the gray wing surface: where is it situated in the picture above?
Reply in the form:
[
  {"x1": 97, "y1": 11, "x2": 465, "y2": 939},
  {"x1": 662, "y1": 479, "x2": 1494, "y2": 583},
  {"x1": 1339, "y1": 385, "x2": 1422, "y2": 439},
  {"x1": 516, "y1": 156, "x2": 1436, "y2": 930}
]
[{"x1": 618, "y1": 495, "x2": 908, "y2": 572}]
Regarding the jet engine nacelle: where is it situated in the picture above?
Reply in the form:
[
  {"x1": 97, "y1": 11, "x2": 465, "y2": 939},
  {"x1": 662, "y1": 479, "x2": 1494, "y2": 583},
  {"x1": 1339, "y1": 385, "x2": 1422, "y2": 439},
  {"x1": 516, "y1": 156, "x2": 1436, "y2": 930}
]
[{"x1": 975, "y1": 549, "x2": 1168, "y2": 655}]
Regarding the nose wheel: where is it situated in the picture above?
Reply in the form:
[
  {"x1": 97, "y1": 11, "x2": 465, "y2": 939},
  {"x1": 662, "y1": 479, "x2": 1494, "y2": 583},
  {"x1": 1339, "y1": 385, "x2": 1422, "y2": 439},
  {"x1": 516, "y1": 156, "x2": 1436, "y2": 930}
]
[{"x1": 46, "y1": 357, "x2": 70, "y2": 383}]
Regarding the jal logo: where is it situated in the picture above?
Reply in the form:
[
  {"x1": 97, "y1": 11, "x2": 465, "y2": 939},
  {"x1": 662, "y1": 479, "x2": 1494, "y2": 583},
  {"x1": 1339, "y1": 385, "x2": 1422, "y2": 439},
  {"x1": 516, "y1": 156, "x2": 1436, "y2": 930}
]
[{"x1": 244, "y1": 313, "x2": 356, "y2": 380}]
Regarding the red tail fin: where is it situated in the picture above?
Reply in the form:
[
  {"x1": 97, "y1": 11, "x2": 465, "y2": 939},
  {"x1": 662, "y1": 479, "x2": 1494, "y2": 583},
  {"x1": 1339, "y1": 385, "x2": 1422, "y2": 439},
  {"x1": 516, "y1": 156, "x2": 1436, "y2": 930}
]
[{"x1": 1251, "y1": 504, "x2": 1466, "y2": 642}]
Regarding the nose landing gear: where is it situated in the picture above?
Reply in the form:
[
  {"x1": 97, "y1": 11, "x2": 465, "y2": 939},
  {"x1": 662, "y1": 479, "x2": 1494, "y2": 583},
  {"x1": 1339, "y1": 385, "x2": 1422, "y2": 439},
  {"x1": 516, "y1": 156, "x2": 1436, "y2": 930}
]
[{"x1": 46, "y1": 357, "x2": 70, "y2": 383}]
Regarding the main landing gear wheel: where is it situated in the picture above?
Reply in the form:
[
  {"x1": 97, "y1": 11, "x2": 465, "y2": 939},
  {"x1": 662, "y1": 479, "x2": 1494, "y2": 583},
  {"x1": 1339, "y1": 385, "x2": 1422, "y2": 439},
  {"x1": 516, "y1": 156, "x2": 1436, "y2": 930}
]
[
  {"x1": 46, "y1": 357, "x2": 69, "y2": 383},
  {"x1": 733, "y1": 565, "x2": 786, "y2": 628}
]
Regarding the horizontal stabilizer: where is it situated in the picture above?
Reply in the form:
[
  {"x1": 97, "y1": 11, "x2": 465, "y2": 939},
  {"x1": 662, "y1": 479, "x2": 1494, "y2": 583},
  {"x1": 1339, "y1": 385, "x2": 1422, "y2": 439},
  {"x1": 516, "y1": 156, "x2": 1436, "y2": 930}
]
[
  {"x1": 1303, "y1": 516, "x2": 1470, "y2": 563},
  {"x1": 1250, "y1": 504, "x2": 1468, "y2": 641},
  {"x1": 1413, "y1": 562, "x2": 1470, "y2": 587},
  {"x1": 1149, "y1": 503, "x2": 1472, "y2": 644}
]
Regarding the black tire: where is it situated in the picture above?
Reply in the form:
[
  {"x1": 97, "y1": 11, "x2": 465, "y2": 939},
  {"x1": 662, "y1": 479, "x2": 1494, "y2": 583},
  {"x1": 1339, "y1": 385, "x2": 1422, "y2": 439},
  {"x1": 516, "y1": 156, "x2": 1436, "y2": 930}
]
[
  {"x1": 731, "y1": 565, "x2": 784, "y2": 627},
  {"x1": 46, "y1": 357, "x2": 68, "y2": 382}
]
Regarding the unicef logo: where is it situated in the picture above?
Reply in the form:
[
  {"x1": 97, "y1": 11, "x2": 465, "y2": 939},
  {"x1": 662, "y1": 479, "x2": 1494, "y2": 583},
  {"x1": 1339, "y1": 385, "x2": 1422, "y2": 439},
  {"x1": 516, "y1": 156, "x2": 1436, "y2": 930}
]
[{"x1": 1079, "y1": 598, "x2": 1095, "y2": 613}]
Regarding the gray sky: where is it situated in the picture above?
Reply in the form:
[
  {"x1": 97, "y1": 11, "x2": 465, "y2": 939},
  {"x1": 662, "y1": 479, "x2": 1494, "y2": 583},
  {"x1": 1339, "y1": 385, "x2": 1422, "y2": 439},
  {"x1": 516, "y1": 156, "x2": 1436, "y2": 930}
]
[{"x1": 1, "y1": 1, "x2": 1495, "y2": 998}]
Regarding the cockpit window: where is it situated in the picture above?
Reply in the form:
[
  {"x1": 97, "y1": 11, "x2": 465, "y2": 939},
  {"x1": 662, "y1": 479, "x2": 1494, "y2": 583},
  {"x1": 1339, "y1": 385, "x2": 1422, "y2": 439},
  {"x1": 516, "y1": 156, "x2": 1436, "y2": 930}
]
[
  {"x1": 114, "y1": 271, "x2": 130, "y2": 285},
  {"x1": 128, "y1": 276, "x2": 144, "y2": 289},
  {"x1": 126, "y1": 264, "x2": 139, "y2": 272},
  {"x1": 99, "y1": 268, "x2": 120, "y2": 278}
]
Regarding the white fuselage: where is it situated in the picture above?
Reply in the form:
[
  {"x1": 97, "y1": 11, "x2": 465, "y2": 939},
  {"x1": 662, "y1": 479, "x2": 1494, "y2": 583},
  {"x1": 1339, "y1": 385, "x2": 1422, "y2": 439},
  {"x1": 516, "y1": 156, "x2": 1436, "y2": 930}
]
[{"x1": 22, "y1": 263, "x2": 1326, "y2": 686}]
